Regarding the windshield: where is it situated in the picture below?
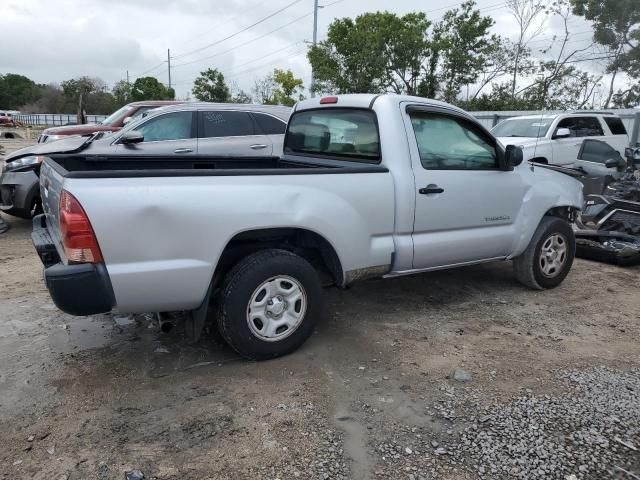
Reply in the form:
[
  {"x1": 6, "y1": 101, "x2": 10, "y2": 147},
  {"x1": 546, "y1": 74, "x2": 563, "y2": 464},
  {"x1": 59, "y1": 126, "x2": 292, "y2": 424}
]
[
  {"x1": 101, "y1": 105, "x2": 134, "y2": 125},
  {"x1": 492, "y1": 118, "x2": 551, "y2": 138}
]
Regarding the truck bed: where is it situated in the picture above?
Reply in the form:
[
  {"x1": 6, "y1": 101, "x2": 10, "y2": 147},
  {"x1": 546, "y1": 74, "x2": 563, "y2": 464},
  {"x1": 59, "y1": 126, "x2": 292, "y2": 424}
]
[
  {"x1": 46, "y1": 154, "x2": 388, "y2": 178},
  {"x1": 38, "y1": 152, "x2": 396, "y2": 313}
]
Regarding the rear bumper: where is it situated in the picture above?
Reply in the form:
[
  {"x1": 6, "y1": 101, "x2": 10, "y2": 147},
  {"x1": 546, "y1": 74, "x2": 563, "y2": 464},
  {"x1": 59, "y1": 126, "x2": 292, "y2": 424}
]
[
  {"x1": 32, "y1": 214, "x2": 115, "y2": 316},
  {"x1": 0, "y1": 169, "x2": 39, "y2": 218}
]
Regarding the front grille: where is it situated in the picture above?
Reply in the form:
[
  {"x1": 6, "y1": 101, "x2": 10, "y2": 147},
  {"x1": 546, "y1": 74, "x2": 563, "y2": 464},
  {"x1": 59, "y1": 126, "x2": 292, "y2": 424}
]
[
  {"x1": 608, "y1": 210, "x2": 640, "y2": 224},
  {"x1": 602, "y1": 209, "x2": 640, "y2": 235}
]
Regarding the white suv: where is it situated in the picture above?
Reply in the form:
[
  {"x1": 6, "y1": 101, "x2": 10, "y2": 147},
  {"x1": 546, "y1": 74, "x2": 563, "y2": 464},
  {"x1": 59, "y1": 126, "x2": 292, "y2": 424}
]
[{"x1": 492, "y1": 112, "x2": 629, "y2": 167}]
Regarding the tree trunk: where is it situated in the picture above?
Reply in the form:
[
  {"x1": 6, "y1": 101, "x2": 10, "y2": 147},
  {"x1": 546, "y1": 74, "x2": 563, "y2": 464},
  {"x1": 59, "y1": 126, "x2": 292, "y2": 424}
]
[
  {"x1": 603, "y1": 68, "x2": 618, "y2": 109},
  {"x1": 511, "y1": 45, "x2": 521, "y2": 98},
  {"x1": 77, "y1": 92, "x2": 87, "y2": 125}
]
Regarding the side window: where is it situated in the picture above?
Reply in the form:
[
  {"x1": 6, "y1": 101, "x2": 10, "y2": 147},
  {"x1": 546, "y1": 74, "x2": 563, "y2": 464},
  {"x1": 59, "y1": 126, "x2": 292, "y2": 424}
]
[
  {"x1": 579, "y1": 117, "x2": 604, "y2": 136},
  {"x1": 557, "y1": 117, "x2": 604, "y2": 137},
  {"x1": 200, "y1": 111, "x2": 255, "y2": 138},
  {"x1": 136, "y1": 112, "x2": 193, "y2": 142},
  {"x1": 603, "y1": 117, "x2": 627, "y2": 135},
  {"x1": 409, "y1": 113, "x2": 497, "y2": 170},
  {"x1": 252, "y1": 113, "x2": 287, "y2": 134},
  {"x1": 129, "y1": 106, "x2": 155, "y2": 122},
  {"x1": 578, "y1": 140, "x2": 619, "y2": 164}
]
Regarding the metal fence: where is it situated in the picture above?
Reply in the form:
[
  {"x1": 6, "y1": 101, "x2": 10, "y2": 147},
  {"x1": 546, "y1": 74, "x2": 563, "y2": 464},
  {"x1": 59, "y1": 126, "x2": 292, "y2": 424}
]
[
  {"x1": 11, "y1": 113, "x2": 108, "y2": 127},
  {"x1": 470, "y1": 109, "x2": 640, "y2": 145}
]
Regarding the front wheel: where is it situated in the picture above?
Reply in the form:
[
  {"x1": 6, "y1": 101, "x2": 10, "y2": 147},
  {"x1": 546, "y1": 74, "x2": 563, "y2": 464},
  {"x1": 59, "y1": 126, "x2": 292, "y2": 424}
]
[
  {"x1": 513, "y1": 217, "x2": 575, "y2": 290},
  {"x1": 216, "y1": 249, "x2": 322, "y2": 360}
]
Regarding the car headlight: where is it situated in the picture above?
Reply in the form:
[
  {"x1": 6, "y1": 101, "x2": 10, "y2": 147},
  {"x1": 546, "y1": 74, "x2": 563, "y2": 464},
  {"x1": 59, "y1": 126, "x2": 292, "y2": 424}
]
[{"x1": 2, "y1": 155, "x2": 46, "y2": 173}]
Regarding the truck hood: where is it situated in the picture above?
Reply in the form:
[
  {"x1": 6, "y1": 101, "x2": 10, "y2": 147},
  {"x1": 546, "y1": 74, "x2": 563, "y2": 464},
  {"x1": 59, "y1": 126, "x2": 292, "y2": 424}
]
[
  {"x1": 5, "y1": 135, "x2": 92, "y2": 162},
  {"x1": 497, "y1": 137, "x2": 545, "y2": 149},
  {"x1": 43, "y1": 124, "x2": 117, "y2": 135}
]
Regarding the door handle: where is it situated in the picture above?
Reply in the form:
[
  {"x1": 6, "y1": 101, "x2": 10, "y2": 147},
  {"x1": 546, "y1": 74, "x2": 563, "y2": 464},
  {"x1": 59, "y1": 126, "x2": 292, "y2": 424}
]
[
  {"x1": 419, "y1": 185, "x2": 444, "y2": 195},
  {"x1": 250, "y1": 144, "x2": 268, "y2": 150},
  {"x1": 174, "y1": 148, "x2": 193, "y2": 153}
]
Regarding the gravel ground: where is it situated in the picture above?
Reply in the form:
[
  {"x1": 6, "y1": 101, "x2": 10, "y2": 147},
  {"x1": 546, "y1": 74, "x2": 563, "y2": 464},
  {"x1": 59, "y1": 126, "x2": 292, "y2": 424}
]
[
  {"x1": 1, "y1": 213, "x2": 639, "y2": 479},
  {"x1": 373, "y1": 367, "x2": 640, "y2": 479}
]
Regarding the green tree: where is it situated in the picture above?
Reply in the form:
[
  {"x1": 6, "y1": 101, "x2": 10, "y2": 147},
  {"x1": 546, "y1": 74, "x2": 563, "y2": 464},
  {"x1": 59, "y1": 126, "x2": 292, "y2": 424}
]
[
  {"x1": 570, "y1": 0, "x2": 640, "y2": 107},
  {"x1": 308, "y1": 12, "x2": 432, "y2": 95},
  {"x1": 460, "y1": 82, "x2": 540, "y2": 110},
  {"x1": 0, "y1": 73, "x2": 42, "y2": 110},
  {"x1": 434, "y1": 1, "x2": 501, "y2": 103},
  {"x1": 61, "y1": 76, "x2": 104, "y2": 123},
  {"x1": 130, "y1": 76, "x2": 174, "y2": 101},
  {"x1": 271, "y1": 69, "x2": 304, "y2": 106},
  {"x1": 192, "y1": 68, "x2": 231, "y2": 102},
  {"x1": 252, "y1": 74, "x2": 276, "y2": 104},
  {"x1": 112, "y1": 80, "x2": 132, "y2": 106},
  {"x1": 86, "y1": 90, "x2": 118, "y2": 114},
  {"x1": 231, "y1": 90, "x2": 252, "y2": 104}
]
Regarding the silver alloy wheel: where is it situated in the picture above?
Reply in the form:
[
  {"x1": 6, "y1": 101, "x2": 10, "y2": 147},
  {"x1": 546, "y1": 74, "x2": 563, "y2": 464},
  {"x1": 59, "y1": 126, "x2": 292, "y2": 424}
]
[
  {"x1": 246, "y1": 275, "x2": 307, "y2": 342},
  {"x1": 539, "y1": 233, "x2": 568, "y2": 278}
]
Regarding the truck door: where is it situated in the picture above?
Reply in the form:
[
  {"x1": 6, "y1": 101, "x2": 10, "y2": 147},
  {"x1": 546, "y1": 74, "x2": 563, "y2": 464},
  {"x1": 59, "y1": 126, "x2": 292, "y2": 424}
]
[
  {"x1": 404, "y1": 106, "x2": 528, "y2": 269},
  {"x1": 575, "y1": 139, "x2": 625, "y2": 178}
]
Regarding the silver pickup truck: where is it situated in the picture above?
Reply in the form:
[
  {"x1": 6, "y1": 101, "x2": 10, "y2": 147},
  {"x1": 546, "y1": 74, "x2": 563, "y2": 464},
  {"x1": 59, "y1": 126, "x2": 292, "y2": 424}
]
[{"x1": 32, "y1": 94, "x2": 583, "y2": 359}]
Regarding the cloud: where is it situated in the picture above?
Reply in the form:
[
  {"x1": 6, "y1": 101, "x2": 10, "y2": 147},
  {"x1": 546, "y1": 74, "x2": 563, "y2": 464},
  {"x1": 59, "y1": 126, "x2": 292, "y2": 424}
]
[{"x1": 0, "y1": 0, "x2": 606, "y2": 101}]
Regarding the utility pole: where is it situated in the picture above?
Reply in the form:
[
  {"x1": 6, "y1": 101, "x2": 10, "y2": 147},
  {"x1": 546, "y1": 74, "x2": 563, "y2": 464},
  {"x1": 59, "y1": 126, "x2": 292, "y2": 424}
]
[
  {"x1": 311, "y1": 0, "x2": 319, "y2": 98},
  {"x1": 167, "y1": 49, "x2": 172, "y2": 90},
  {"x1": 126, "y1": 70, "x2": 130, "y2": 86}
]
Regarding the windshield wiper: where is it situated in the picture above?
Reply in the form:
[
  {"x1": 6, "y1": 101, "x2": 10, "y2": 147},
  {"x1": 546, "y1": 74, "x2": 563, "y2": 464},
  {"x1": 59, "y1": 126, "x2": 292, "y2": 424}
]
[{"x1": 74, "y1": 132, "x2": 102, "y2": 153}]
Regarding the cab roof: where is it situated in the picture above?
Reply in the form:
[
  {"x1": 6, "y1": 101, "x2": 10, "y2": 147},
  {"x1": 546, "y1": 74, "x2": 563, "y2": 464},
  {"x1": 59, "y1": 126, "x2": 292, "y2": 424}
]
[{"x1": 295, "y1": 93, "x2": 471, "y2": 118}]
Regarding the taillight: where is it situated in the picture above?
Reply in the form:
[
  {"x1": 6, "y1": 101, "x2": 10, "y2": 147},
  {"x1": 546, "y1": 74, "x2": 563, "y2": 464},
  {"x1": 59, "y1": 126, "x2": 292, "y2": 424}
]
[
  {"x1": 320, "y1": 96, "x2": 338, "y2": 104},
  {"x1": 59, "y1": 190, "x2": 103, "y2": 263}
]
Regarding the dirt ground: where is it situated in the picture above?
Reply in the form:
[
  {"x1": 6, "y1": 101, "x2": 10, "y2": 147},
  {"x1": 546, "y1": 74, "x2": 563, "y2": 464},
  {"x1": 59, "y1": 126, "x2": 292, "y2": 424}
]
[{"x1": 0, "y1": 212, "x2": 638, "y2": 480}]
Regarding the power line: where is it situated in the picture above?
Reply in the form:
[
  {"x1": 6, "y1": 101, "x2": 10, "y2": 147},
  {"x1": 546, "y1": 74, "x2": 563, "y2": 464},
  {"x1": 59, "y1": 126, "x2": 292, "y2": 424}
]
[
  {"x1": 225, "y1": 48, "x2": 308, "y2": 79},
  {"x1": 172, "y1": 12, "x2": 312, "y2": 69},
  {"x1": 234, "y1": 42, "x2": 304, "y2": 70},
  {"x1": 131, "y1": 61, "x2": 166, "y2": 79},
  {"x1": 172, "y1": 0, "x2": 345, "y2": 70},
  {"x1": 172, "y1": 0, "x2": 304, "y2": 60},
  {"x1": 170, "y1": 45, "x2": 307, "y2": 87}
]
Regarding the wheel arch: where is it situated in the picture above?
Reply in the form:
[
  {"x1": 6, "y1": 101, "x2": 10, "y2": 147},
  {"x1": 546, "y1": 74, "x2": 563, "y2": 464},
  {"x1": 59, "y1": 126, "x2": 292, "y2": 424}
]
[
  {"x1": 213, "y1": 227, "x2": 345, "y2": 291},
  {"x1": 544, "y1": 205, "x2": 579, "y2": 223}
]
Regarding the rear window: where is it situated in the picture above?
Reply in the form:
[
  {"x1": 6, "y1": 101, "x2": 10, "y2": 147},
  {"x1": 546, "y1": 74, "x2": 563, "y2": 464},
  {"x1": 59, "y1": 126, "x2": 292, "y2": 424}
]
[
  {"x1": 200, "y1": 111, "x2": 255, "y2": 138},
  {"x1": 603, "y1": 116, "x2": 627, "y2": 135},
  {"x1": 252, "y1": 112, "x2": 286, "y2": 135},
  {"x1": 285, "y1": 108, "x2": 380, "y2": 162}
]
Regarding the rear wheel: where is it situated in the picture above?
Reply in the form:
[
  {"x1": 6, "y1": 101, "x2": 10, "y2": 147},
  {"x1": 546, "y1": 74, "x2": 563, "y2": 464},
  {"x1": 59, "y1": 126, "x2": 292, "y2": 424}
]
[
  {"x1": 216, "y1": 249, "x2": 322, "y2": 360},
  {"x1": 513, "y1": 217, "x2": 575, "y2": 289}
]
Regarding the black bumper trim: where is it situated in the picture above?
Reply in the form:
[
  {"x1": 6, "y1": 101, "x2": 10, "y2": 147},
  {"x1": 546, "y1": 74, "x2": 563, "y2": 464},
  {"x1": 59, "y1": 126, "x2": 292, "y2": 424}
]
[
  {"x1": 32, "y1": 214, "x2": 60, "y2": 267},
  {"x1": 32, "y1": 214, "x2": 116, "y2": 316},
  {"x1": 44, "y1": 262, "x2": 116, "y2": 316}
]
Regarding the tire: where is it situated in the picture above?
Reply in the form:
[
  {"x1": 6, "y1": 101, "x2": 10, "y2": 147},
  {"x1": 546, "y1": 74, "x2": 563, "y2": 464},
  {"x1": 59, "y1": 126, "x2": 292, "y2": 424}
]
[
  {"x1": 513, "y1": 216, "x2": 575, "y2": 290},
  {"x1": 216, "y1": 249, "x2": 322, "y2": 360}
]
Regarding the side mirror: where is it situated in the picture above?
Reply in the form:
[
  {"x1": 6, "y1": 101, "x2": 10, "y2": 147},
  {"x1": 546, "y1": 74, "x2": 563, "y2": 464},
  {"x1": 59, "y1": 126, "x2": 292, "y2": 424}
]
[
  {"x1": 553, "y1": 127, "x2": 571, "y2": 139},
  {"x1": 120, "y1": 130, "x2": 144, "y2": 145},
  {"x1": 504, "y1": 144, "x2": 523, "y2": 169},
  {"x1": 625, "y1": 146, "x2": 640, "y2": 164},
  {"x1": 122, "y1": 116, "x2": 132, "y2": 125},
  {"x1": 604, "y1": 158, "x2": 620, "y2": 169}
]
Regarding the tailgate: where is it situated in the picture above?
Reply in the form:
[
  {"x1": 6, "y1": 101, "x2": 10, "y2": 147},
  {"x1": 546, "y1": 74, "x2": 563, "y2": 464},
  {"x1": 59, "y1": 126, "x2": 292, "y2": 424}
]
[{"x1": 39, "y1": 159, "x2": 65, "y2": 261}]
